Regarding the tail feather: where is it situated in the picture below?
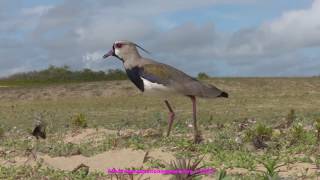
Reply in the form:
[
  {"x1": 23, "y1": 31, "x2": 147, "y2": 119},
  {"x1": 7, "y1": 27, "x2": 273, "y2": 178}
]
[
  {"x1": 193, "y1": 83, "x2": 229, "y2": 98},
  {"x1": 218, "y1": 91, "x2": 228, "y2": 98}
]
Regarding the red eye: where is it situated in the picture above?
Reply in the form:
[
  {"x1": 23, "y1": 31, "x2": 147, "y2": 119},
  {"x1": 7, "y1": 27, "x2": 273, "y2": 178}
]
[{"x1": 115, "y1": 43, "x2": 123, "y2": 48}]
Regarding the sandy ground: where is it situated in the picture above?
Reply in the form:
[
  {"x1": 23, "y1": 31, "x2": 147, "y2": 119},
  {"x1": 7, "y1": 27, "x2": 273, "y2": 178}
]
[
  {"x1": 1, "y1": 148, "x2": 217, "y2": 179},
  {"x1": 1, "y1": 128, "x2": 319, "y2": 179},
  {"x1": 2, "y1": 149, "x2": 319, "y2": 179},
  {"x1": 0, "y1": 128, "x2": 217, "y2": 179}
]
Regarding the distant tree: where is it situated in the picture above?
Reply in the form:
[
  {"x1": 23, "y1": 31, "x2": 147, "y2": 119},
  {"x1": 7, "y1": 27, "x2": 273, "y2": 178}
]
[
  {"x1": 197, "y1": 72, "x2": 210, "y2": 79},
  {"x1": 0, "y1": 65, "x2": 128, "y2": 84}
]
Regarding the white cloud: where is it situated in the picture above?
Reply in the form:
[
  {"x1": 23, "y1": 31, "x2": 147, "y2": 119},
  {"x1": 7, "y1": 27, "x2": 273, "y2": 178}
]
[
  {"x1": 22, "y1": 5, "x2": 53, "y2": 16},
  {"x1": 226, "y1": 0, "x2": 320, "y2": 57},
  {"x1": 0, "y1": 0, "x2": 320, "y2": 77}
]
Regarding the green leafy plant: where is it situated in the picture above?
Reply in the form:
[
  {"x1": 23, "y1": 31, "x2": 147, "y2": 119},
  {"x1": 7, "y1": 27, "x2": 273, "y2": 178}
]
[
  {"x1": 167, "y1": 156, "x2": 207, "y2": 180},
  {"x1": 245, "y1": 123, "x2": 272, "y2": 149},
  {"x1": 286, "y1": 109, "x2": 296, "y2": 128},
  {"x1": 216, "y1": 168, "x2": 227, "y2": 180},
  {"x1": 71, "y1": 113, "x2": 88, "y2": 128},
  {"x1": 315, "y1": 118, "x2": 320, "y2": 143},
  {"x1": 315, "y1": 154, "x2": 320, "y2": 169},
  {"x1": 109, "y1": 167, "x2": 149, "y2": 180},
  {"x1": 0, "y1": 125, "x2": 5, "y2": 138},
  {"x1": 289, "y1": 123, "x2": 306, "y2": 145},
  {"x1": 245, "y1": 123, "x2": 272, "y2": 141},
  {"x1": 256, "y1": 156, "x2": 285, "y2": 180},
  {"x1": 145, "y1": 158, "x2": 166, "y2": 169},
  {"x1": 197, "y1": 72, "x2": 210, "y2": 80}
]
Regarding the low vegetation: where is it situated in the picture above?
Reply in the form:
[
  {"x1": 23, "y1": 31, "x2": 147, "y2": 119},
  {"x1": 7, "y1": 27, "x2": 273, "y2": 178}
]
[
  {"x1": 0, "y1": 65, "x2": 127, "y2": 86},
  {"x1": 0, "y1": 77, "x2": 320, "y2": 179}
]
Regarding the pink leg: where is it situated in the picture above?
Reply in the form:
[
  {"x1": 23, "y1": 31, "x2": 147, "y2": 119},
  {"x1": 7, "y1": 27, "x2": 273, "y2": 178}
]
[
  {"x1": 190, "y1": 96, "x2": 202, "y2": 143},
  {"x1": 165, "y1": 100, "x2": 175, "y2": 137}
]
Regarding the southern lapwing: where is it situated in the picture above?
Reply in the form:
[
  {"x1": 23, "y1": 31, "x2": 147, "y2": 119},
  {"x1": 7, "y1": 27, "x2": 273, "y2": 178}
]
[{"x1": 103, "y1": 40, "x2": 228, "y2": 143}]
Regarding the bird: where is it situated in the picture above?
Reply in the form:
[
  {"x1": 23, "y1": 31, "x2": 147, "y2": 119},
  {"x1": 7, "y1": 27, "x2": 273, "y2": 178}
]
[
  {"x1": 103, "y1": 40, "x2": 228, "y2": 143},
  {"x1": 32, "y1": 120, "x2": 46, "y2": 139}
]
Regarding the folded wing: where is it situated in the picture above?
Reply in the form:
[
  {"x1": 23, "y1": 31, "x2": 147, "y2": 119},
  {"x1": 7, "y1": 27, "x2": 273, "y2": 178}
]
[{"x1": 141, "y1": 63, "x2": 228, "y2": 98}]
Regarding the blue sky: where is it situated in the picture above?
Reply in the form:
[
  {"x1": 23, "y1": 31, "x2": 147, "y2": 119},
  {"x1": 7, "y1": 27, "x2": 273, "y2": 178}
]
[
  {"x1": 160, "y1": 0, "x2": 313, "y2": 32},
  {"x1": 0, "y1": 0, "x2": 319, "y2": 77}
]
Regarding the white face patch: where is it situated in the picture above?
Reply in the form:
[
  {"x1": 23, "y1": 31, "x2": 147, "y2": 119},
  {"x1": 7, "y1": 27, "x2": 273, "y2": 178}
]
[{"x1": 114, "y1": 48, "x2": 120, "y2": 57}]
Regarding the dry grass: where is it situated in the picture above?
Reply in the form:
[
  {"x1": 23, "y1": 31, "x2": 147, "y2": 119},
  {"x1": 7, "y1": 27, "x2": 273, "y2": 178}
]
[{"x1": 0, "y1": 77, "x2": 320, "y2": 179}]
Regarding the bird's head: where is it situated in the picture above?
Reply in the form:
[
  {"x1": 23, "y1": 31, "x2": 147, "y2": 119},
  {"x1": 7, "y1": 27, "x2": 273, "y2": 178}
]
[{"x1": 103, "y1": 40, "x2": 149, "y2": 61}]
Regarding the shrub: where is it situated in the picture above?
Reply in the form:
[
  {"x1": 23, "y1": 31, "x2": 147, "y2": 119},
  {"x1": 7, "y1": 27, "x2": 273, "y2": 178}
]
[
  {"x1": 71, "y1": 113, "x2": 88, "y2": 128},
  {"x1": 315, "y1": 118, "x2": 320, "y2": 143},
  {"x1": 286, "y1": 109, "x2": 296, "y2": 128},
  {"x1": 0, "y1": 126, "x2": 4, "y2": 138},
  {"x1": 0, "y1": 65, "x2": 128, "y2": 85},
  {"x1": 245, "y1": 123, "x2": 273, "y2": 142},
  {"x1": 197, "y1": 72, "x2": 210, "y2": 80}
]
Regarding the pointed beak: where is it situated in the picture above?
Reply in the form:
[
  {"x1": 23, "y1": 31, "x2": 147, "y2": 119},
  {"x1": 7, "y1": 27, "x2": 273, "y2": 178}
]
[{"x1": 103, "y1": 49, "x2": 114, "y2": 59}]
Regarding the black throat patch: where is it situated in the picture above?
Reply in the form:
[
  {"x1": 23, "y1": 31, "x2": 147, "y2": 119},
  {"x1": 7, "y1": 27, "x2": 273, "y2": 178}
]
[{"x1": 125, "y1": 66, "x2": 144, "y2": 92}]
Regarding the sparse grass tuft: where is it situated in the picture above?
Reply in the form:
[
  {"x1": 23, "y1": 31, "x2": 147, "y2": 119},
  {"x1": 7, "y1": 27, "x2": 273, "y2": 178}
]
[
  {"x1": 286, "y1": 109, "x2": 296, "y2": 128},
  {"x1": 71, "y1": 113, "x2": 88, "y2": 129},
  {"x1": 315, "y1": 118, "x2": 320, "y2": 143},
  {"x1": 216, "y1": 168, "x2": 227, "y2": 180},
  {"x1": 289, "y1": 123, "x2": 306, "y2": 145},
  {"x1": 167, "y1": 156, "x2": 207, "y2": 180},
  {"x1": 245, "y1": 123, "x2": 272, "y2": 149},
  {"x1": 0, "y1": 125, "x2": 5, "y2": 138},
  {"x1": 256, "y1": 156, "x2": 285, "y2": 180}
]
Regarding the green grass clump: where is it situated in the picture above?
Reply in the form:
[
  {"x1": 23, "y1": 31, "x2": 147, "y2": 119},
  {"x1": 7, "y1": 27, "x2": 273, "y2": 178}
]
[
  {"x1": 71, "y1": 113, "x2": 88, "y2": 129},
  {"x1": 256, "y1": 156, "x2": 285, "y2": 180},
  {"x1": 286, "y1": 109, "x2": 296, "y2": 128},
  {"x1": 289, "y1": 123, "x2": 307, "y2": 145},
  {"x1": 0, "y1": 65, "x2": 128, "y2": 86},
  {"x1": 167, "y1": 156, "x2": 207, "y2": 180},
  {"x1": 0, "y1": 164, "x2": 106, "y2": 179},
  {"x1": 245, "y1": 123, "x2": 273, "y2": 144},
  {"x1": 315, "y1": 118, "x2": 320, "y2": 143},
  {"x1": 0, "y1": 126, "x2": 5, "y2": 138}
]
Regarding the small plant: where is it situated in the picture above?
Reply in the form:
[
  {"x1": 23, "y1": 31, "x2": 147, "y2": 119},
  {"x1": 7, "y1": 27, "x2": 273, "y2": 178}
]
[
  {"x1": 197, "y1": 72, "x2": 210, "y2": 80},
  {"x1": 256, "y1": 156, "x2": 285, "y2": 180},
  {"x1": 289, "y1": 123, "x2": 306, "y2": 145},
  {"x1": 167, "y1": 156, "x2": 208, "y2": 180},
  {"x1": 109, "y1": 167, "x2": 149, "y2": 180},
  {"x1": 315, "y1": 154, "x2": 320, "y2": 169},
  {"x1": 246, "y1": 123, "x2": 273, "y2": 141},
  {"x1": 128, "y1": 135, "x2": 145, "y2": 150},
  {"x1": 255, "y1": 124, "x2": 273, "y2": 141},
  {"x1": 315, "y1": 118, "x2": 320, "y2": 143},
  {"x1": 245, "y1": 123, "x2": 272, "y2": 149},
  {"x1": 216, "y1": 168, "x2": 227, "y2": 180},
  {"x1": 71, "y1": 113, "x2": 88, "y2": 128},
  {"x1": 286, "y1": 109, "x2": 296, "y2": 128},
  {"x1": 145, "y1": 158, "x2": 166, "y2": 169},
  {"x1": 72, "y1": 163, "x2": 89, "y2": 178},
  {"x1": 0, "y1": 125, "x2": 5, "y2": 138}
]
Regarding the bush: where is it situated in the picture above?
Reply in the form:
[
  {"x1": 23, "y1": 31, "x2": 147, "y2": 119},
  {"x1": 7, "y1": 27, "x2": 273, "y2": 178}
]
[
  {"x1": 245, "y1": 123, "x2": 273, "y2": 142},
  {"x1": 197, "y1": 72, "x2": 210, "y2": 80},
  {"x1": 0, "y1": 65, "x2": 128, "y2": 84},
  {"x1": 0, "y1": 126, "x2": 4, "y2": 138},
  {"x1": 71, "y1": 113, "x2": 88, "y2": 128}
]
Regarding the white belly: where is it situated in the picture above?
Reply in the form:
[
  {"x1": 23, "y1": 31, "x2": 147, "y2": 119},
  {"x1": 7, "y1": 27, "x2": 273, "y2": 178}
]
[{"x1": 141, "y1": 77, "x2": 175, "y2": 96}]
